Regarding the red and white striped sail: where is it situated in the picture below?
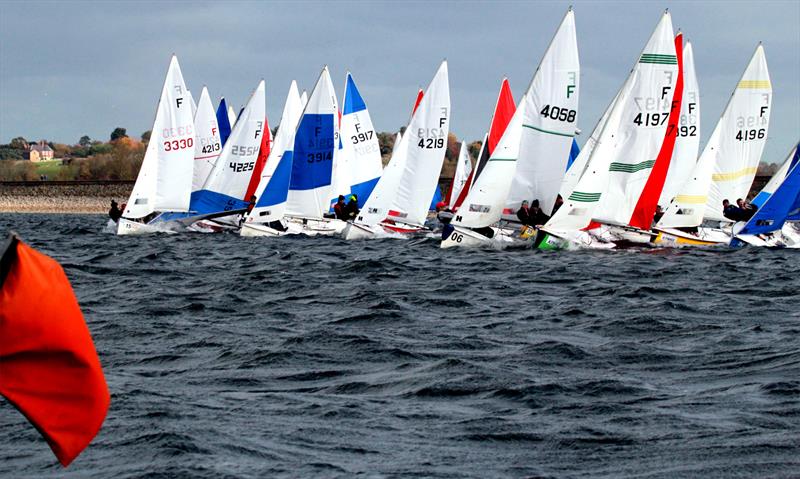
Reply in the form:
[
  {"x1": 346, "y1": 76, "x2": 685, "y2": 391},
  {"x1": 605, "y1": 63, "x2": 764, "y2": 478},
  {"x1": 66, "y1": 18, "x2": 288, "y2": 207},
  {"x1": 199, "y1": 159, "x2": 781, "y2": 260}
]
[{"x1": 447, "y1": 141, "x2": 473, "y2": 206}]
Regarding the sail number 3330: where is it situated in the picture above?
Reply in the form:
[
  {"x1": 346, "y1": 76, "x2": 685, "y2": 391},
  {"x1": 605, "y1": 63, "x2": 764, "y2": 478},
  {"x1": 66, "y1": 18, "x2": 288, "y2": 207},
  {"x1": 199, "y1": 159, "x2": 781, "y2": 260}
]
[{"x1": 164, "y1": 138, "x2": 193, "y2": 151}]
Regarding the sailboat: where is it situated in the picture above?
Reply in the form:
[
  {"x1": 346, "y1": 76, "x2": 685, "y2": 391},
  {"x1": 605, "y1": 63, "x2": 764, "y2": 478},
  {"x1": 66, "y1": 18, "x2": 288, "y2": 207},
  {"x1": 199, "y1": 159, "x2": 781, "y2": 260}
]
[
  {"x1": 442, "y1": 8, "x2": 579, "y2": 248},
  {"x1": 281, "y1": 67, "x2": 344, "y2": 236},
  {"x1": 731, "y1": 141, "x2": 800, "y2": 247},
  {"x1": 240, "y1": 81, "x2": 304, "y2": 237},
  {"x1": 540, "y1": 11, "x2": 678, "y2": 249},
  {"x1": 117, "y1": 55, "x2": 195, "y2": 235},
  {"x1": 654, "y1": 43, "x2": 772, "y2": 246},
  {"x1": 342, "y1": 60, "x2": 450, "y2": 240},
  {"x1": 333, "y1": 72, "x2": 383, "y2": 206},
  {"x1": 152, "y1": 80, "x2": 266, "y2": 229},
  {"x1": 751, "y1": 142, "x2": 800, "y2": 208}
]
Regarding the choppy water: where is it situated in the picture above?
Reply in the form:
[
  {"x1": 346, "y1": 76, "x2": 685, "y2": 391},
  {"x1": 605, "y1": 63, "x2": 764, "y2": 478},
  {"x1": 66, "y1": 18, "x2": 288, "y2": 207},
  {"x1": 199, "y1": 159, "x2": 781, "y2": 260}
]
[{"x1": 1, "y1": 213, "x2": 799, "y2": 478}]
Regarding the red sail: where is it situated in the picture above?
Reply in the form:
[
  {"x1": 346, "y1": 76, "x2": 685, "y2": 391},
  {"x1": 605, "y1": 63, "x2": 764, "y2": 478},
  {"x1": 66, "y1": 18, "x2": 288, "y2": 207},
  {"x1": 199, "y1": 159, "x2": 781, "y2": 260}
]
[
  {"x1": 452, "y1": 78, "x2": 516, "y2": 210},
  {"x1": 244, "y1": 116, "x2": 271, "y2": 200},
  {"x1": 411, "y1": 88, "x2": 424, "y2": 116},
  {"x1": 0, "y1": 235, "x2": 110, "y2": 467},
  {"x1": 628, "y1": 34, "x2": 685, "y2": 230}
]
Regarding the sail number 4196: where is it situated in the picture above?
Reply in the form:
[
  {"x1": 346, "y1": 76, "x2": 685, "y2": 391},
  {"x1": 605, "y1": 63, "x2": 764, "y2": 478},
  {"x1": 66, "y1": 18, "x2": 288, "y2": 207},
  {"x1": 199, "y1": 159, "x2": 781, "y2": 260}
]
[{"x1": 735, "y1": 128, "x2": 765, "y2": 141}]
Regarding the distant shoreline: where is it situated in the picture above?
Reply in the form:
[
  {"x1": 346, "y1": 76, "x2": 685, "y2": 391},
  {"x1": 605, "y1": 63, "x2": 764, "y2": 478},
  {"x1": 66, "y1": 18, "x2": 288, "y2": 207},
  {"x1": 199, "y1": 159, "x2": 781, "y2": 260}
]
[{"x1": 0, "y1": 183, "x2": 131, "y2": 214}]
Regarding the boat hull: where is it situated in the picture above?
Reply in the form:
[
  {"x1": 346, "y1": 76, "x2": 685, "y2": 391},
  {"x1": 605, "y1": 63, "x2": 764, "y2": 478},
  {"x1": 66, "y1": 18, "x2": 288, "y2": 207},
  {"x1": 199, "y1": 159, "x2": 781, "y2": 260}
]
[
  {"x1": 440, "y1": 225, "x2": 526, "y2": 249},
  {"x1": 116, "y1": 218, "x2": 177, "y2": 236},
  {"x1": 284, "y1": 217, "x2": 346, "y2": 236},
  {"x1": 653, "y1": 227, "x2": 731, "y2": 247},
  {"x1": 239, "y1": 222, "x2": 289, "y2": 237}
]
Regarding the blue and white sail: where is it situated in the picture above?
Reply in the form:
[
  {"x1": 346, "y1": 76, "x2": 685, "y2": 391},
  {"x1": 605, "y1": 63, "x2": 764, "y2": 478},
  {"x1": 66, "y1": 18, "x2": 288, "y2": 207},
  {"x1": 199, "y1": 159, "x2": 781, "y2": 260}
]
[
  {"x1": 216, "y1": 97, "x2": 233, "y2": 147},
  {"x1": 285, "y1": 67, "x2": 339, "y2": 219},
  {"x1": 244, "y1": 80, "x2": 304, "y2": 224},
  {"x1": 736, "y1": 157, "x2": 800, "y2": 236},
  {"x1": 192, "y1": 87, "x2": 222, "y2": 192},
  {"x1": 336, "y1": 72, "x2": 382, "y2": 206},
  {"x1": 752, "y1": 142, "x2": 800, "y2": 208}
]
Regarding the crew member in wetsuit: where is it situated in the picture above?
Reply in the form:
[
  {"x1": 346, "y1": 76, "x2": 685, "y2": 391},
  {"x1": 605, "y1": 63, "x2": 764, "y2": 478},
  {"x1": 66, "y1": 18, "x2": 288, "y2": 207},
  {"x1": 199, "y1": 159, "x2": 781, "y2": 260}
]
[
  {"x1": 516, "y1": 200, "x2": 531, "y2": 226},
  {"x1": 333, "y1": 195, "x2": 348, "y2": 220},
  {"x1": 653, "y1": 205, "x2": 665, "y2": 224},
  {"x1": 723, "y1": 199, "x2": 743, "y2": 221},
  {"x1": 345, "y1": 194, "x2": 360, "y2": 219},
  {"x1": 108, "y1": 200, "x2": 122, "y2": 223},
  {"x1": 246, "y1": 195, "x2": 257, "y2": 215},
  {"x1": 529, "y1": 199, "x2": 550, "y2": 226},
  {"x1": 738, "y1": 198, "x2": 758, "y2": 220}
]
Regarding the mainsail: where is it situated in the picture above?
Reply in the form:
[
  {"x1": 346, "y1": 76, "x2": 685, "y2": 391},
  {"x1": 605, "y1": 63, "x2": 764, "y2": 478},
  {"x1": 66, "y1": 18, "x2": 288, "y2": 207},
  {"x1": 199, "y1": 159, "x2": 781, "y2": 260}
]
[
  {"x1": 338, "y1": 72, "x2": 383, "y2": 205},
  {"x1": 355, "y1": 61, "x2": 450, "y2": 227},
  {"x1": 659, "y1": 40, "x2": 700, "y2": 205},
  {"x1": 738, "y1": 157, "x2": 800, "y2": 236},
  {"x1": 192, "y1": 87, "x2": 222, "y2": 192},
  {"x1": 285, "y1": 67, "x2": 339, "y2": 219},
  {"x1": 627, "y1": 33, "x2": 685, "y2": 230},
  {"x1": 124, "y1": 55, "x2": 195, "y2": 219},
  {"x1": 752, "y1": 142, "x2": 800, "y2": 208},
  {"x1": 177, "y1": 80, "x2": 266, "y2": 217},
  {"x1": 506, "y1": 8, "x2": 580, "y2": 216}
]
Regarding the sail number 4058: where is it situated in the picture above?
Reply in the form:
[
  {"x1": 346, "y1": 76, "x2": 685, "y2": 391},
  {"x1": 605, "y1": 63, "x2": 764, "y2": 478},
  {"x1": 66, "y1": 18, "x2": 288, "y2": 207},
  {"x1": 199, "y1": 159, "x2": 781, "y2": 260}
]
[
  {"x1": 164, "y1": 138, "x2": 193, "y2": 151},
  {"x1": 540, "y1": 105, "x2": 576, "y2": 122}
]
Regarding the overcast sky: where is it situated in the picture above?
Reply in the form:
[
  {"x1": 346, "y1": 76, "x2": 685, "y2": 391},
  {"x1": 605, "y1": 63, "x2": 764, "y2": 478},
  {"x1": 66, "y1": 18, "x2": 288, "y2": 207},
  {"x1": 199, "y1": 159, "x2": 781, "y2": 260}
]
[{"x1": 1, "y1": 0, "x2": 798, "y2": 162}]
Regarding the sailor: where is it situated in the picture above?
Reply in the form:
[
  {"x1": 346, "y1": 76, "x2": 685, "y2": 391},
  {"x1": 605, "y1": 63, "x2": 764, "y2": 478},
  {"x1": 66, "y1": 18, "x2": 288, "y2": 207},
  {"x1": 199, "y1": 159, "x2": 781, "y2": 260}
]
[
  {"x1": 723, "y1": 199, "x2": 744, "y2": 221},
  {"x1": 516, "y1": 200, "x2": 531, "y2": 225},
  {"x1": 436, "y1": 201, "x2": 454, "y2": 224},
  {"x1": 333, "y1": 195, "x2": 348, "y2": 220},
  {"x1": 529, "y1": 199, "x2": 550, "y2": 226},
  {"x1": 653, "y1": 205, "x2": 665, "y2": 224},
  {"x1": 246, "y1": 195, "x2": 257, "y2": 215},
  {"x1": 552, "y1": 194, "x2": 564, "y2": 214},
  {"x1": 108, "y1": 200, "x2": 122, "y2": 223},
  {"x1": 345, "y1": 194, "x2": 360, "y2": 219},
  {"x1": 739, "y1": 198, "x2": 758, "y2": 219}
]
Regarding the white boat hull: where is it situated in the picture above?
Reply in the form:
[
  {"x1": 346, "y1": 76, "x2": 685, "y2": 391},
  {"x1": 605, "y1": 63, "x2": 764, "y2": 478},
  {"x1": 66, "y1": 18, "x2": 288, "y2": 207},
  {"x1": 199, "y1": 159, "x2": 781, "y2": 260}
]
[
  {"x1": 116, "y1": 218, "x2": 177, "y2": 236},
  {"x1": 239, "y1": 222, "x2": 290, "y2": 237},
  {"x1": 284, "y1": 217, "x2": 347, "y2": 236},
  {"x1": 440, "y1": 225, "x2": 526, "y2": 249}
]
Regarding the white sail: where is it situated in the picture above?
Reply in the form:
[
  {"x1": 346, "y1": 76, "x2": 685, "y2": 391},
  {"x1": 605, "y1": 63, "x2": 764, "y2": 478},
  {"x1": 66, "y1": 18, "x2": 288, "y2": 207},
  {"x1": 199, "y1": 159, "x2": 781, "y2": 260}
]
[
  {"x1": 449, "y1": 141, "x2": 473, "y2": 206},
  {"x1": 285, "y1": 67, "x2": 339, "y2": 219},
  {"x1": 192, "y1": 86, "x2": 222, "y2": 192},
  {"x1": 592, "y1": 12, "x2": 678, "y2": 226},
  {"x1": 300, "y1": 90, "x2": 308, "y2": 109},
  {"x1": 659, "y1": 41, "x2": 700, "y2": 205},
  {"x1": 704, "y1": 44, "x2": 771, "y2": 221},
  {"x1": 191, "y1": 80, "x2": 266, "y2": 214},
  {"x1": 506, "y1": 8, "x2": 580, "y2": 216},
  {"x1": 545, "y1": 12, "x2": 677, "y2": 234},
  {"x1": 227, "y1": 105, "x2": 237, "y2": 129},
  {"x1": 451, "y1": 108, "x2": 524, "y2": 228},
  {"x1": 559, "y1": 90, "x2": 618, "y2": 200},
  {"x1": 658, "y1": 44, "x2": 771, "y2": 228},
  {"x1": 246, "y1": 80, "x2": 304, "y2": 223},
  {"x1": 124, "y1": 55, "x2": 194, "y2": 219},
  {"x1": 356, "y1": 61, "x2": 450, "y2": 227}
]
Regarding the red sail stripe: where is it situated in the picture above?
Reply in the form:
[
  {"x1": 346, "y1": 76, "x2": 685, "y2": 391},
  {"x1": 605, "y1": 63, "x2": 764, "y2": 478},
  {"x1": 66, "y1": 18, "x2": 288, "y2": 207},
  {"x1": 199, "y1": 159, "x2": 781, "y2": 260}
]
[
  {"x1": 452, "y1": 79, "x2": 516, "y2": 210},
  {"x1": 244, "y1": 116, "x2": 271, "y2": 200},
  {"x1": 628, "y1": 34, "x2": 685, "y2": 230}
]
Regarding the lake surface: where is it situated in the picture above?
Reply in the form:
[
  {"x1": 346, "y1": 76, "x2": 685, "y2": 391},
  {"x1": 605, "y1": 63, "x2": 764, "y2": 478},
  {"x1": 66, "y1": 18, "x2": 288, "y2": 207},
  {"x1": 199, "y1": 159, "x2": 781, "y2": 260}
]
[{"x1": 1, "y1": 213, "x2": 798, "y2": 478}]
